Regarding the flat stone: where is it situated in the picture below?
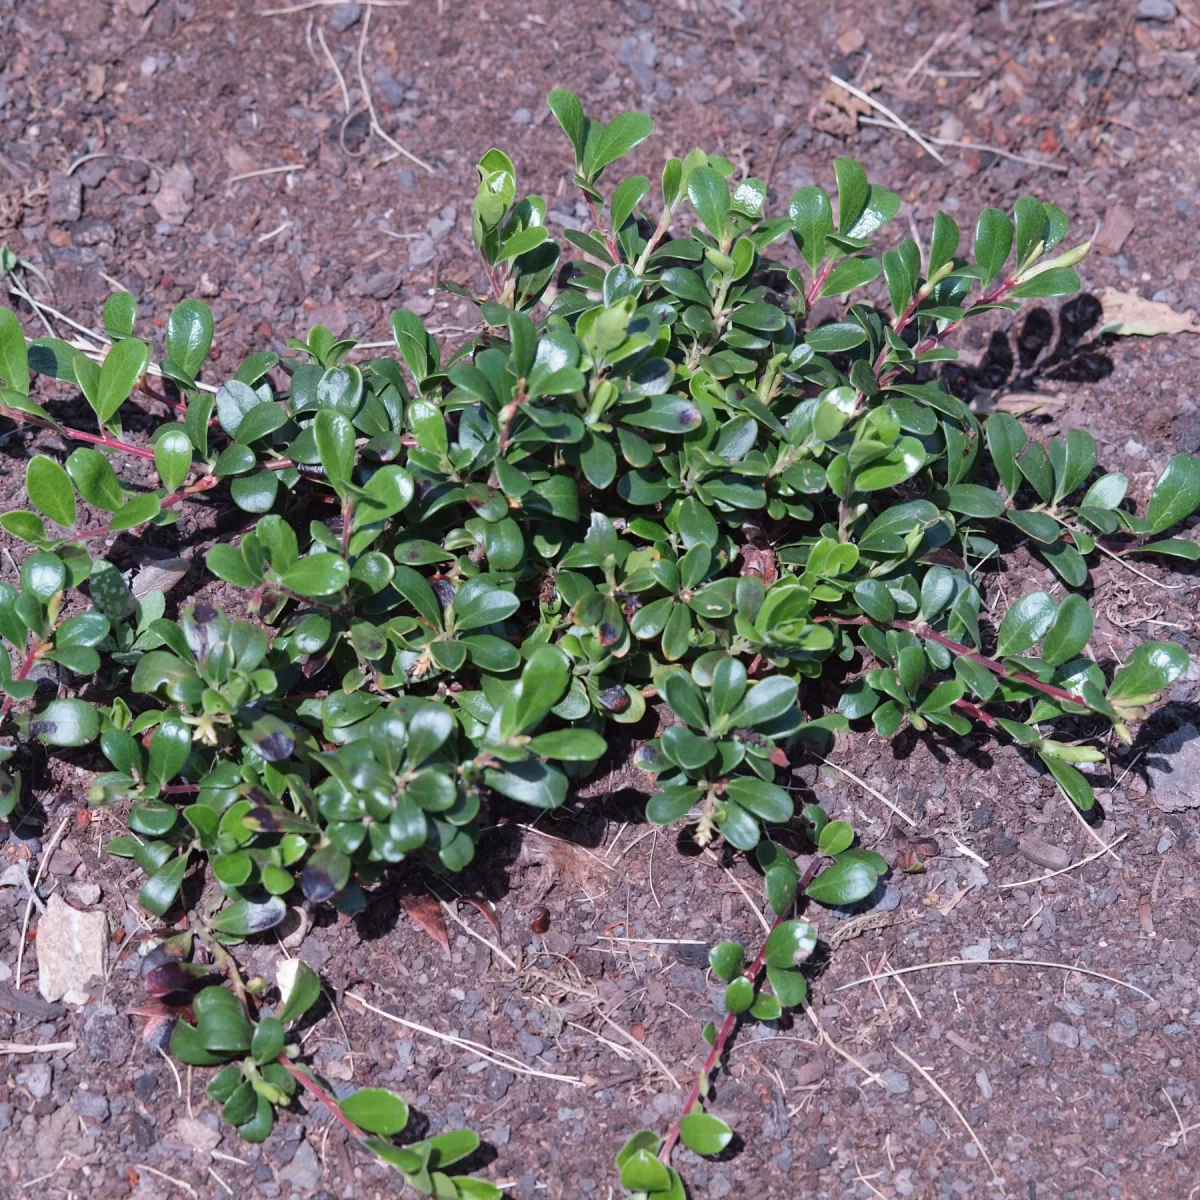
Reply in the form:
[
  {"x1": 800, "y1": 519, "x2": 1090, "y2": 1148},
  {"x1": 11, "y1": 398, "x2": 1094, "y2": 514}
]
[
  {"x1": 1019, "y1": 833, "x2": 1071, "y2": 871},
  {"x1": 127, "y1": 0, "x2": 158, "y2": 14},
  {"x1": 1048, "y1": 1021, "x2": 1080, "y2": 1049},
  {"x1": 152, "y1": 163, "x2": 195, "y2": 227},
  {"x1": 1147, "y1": 724, "x2": 1200, "y2": 812},
  {"x1": 48, "y1": 173, "x2": 82, "y2": 224},
  {"x1": 36, "y1": 894, "x2": 107, "y2": 1004},
  {"x1": 329, "y1": 1, "x2": 362, "y2": 31},
  {"x1": 278, "y1": 1138, "x2": 320, "y2": 1191},
  {"x1": 1095, "y1": 204, "x2": 1135, "y2": 256},
  {"x1": 1137, "y1": 0, "x2": 1178, "y2": 19}
]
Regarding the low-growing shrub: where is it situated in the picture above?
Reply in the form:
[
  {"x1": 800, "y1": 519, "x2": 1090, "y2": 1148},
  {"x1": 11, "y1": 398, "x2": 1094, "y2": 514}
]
[{"x1": 0, "y1": 86, "x2": 1196, "y2": 1191}]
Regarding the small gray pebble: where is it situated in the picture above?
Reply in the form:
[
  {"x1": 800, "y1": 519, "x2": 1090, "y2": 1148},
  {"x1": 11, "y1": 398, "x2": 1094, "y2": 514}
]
[{"x1": 329, "y1": 1, "x2": 361, "y2": 32}]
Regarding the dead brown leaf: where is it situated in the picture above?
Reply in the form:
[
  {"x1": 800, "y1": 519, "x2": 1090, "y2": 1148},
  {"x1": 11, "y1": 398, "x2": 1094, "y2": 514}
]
[
  {"x1": 400, "y1": 893, "x2": 449, "y2": 950},
  {"x1": 1100, "y1": 287, "x2": 1200, "y2": 337},
  {"x1": 459, "y1": 895, "x2": 501, "y2": 938}
]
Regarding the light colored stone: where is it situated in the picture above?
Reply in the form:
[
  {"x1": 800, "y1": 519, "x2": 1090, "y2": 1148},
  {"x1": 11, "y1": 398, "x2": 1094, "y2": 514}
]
[
  {"x1": 175, "y1": 1117, "x2": 221, "y2": 1152},
  {"x1": 1019, "y1": 833, "x2": 1071, "y2": 871},
  {"x1": 152, "y1": 163, "x2": 195, "y2": 227},
  {"x1": 1147, "y1": 724, "x2": 1200, "y2": 812},
  {"x1": 36, "y1": 894, "x2": 107, "y2": 1004}
]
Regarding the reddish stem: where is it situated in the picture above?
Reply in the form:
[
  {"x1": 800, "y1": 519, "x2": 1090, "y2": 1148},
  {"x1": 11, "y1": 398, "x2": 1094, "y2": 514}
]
[
  {"x1": 805, "y1": 260, "x2": 834, "y2": 307},
  {"x1": 1, "y1": 405, "x2": 158, "y2": 460},
  {"x1": 74, "y1": 474, "x2": 222, "y2": 539},
  {"x1": 276, "y1": 1058, "x2": 365, "y2": 1140},
  {"x1": 138, "y1": 381, "x2": 189, "y2": 421},
  {"x1": 585, "y1": 194, "x2": 622, "y2": 264},
  {"x1": 659, "y1": 855, "x2": 823, "y2": 1164},
  {"x1": 0, "y1": 641, "x2": 47, "y2": 722}
]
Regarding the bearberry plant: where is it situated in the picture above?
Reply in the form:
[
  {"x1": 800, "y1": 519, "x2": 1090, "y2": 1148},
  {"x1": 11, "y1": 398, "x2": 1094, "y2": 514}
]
[{"x1": 0, "y1": 85, "x2": 1197, "y2": 1193}]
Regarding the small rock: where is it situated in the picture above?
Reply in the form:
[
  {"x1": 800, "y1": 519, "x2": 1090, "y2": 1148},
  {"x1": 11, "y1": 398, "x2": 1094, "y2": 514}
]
[
  {"x1": 152, "y1": 163, "x2": 196, "y2": 227},
  {"x1": 938, "y1": 114, "x2": 964, "y2": 142},
  {"x1": 329, "y1": 1, "x2": 362, "y2": 31},
  {"x1": 795, "y1": 1058, "x2": 826, "y2": 1087},
  {"x1": 961, "y1": 938, "x2": 991, "y2": 962},
  {"x1": 1095, "y1": 204, "x2": 1136, "y2": 256},
  {"x1": 881, "y1": 1068, "x2": 910, "y2": 1095},
  {"x1": 408, "y1": 234, "x2": 436, "y2": 267},
  {"x1": 175, "y1": 1116, "x2": 221, "y2": 1152},
  {"x1": 1137, "y1": 0, "x2": 1178, "y2": 19},
  {"x1": 976, "y1": 1069, "x2": 993, "y2": 1100},
  {"x1": 36, "y1": 894, "x2": 107, "y2": 1004},
  {"x1": 1125, "y1": 439, "x2": 1149, "y2": 460},
  {"x1": 1147, "y1": 724, "x2": 1200, "y2": 812},
  {"x1": 84, "y1": 1005, "x2": 133, "y2": 1064},
  {"x1": 17, "y1": 1062, "x2": 52, "y2": 1099},
  {"x1": 67, "y1": 882, "x2": 101, "y2": 906},
  {"x1": 1115, "y1": 1008, "x2": 1139, "y2": 1040},
  {"x1": 127, "y1": 0, "x2": 158, "y2": 14},
  {"x1": 1019, "y1": 833, "x2": 1071, "y2": 871},
  {"x1": 72, "y1": 1089, "x2": 109, "y2": 1120},
  {"x1": 48, "y1": 173, "x2": 83, "y2": 224},
  {"x1": 511, "y1": 106, "x2": 533, "y2": 126},
  {"x1": 484, "y1": 1065, "x2": 512, "y2": 1100},
  {"x1": 428, "y1": 204, "x2": 457, "y2": 241},
  {"x1": 279, "y1": 1138, "x2": 320, "y2": 1191},
  {"x1": 1047, "y1": 1021, "x2": 1080, "y2": 1049}
]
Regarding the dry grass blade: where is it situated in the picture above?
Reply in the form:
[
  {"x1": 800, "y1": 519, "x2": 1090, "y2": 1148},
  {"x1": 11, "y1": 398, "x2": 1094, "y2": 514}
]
[
  {"x1": 816, "y1": 755, "x2": 918, "y2": 827},
  {"x1": 355, "y1": 8, "x2": 434, "y2": 173},
  {"x1": 0, "y1": 1040, "x2": 76, "y2": 1055},
  {"x1": 259, "y1": 0, "x2": 409, "y2": 12},
  {"x1": 226, "y1": 164, "x2": 306, "y2": 185},
  {"x1": 891, "y1": 1043, "x2": 1001, "y2": 1183},
  {"x1": 16, "y1": 814, "x2": 71, "y2": 989},
  {"x1": 858, "y1": 115, "x2": 1070, "y2": 173},
  {"x1": 347, "y1": 992, "x2": 585, "y2": 1087},
  {"x1": 828, "y1": 75, "x2": 946, "y2": 164},
  {"x1": 131, "y1": 1163, "x2": 199, "y2": 1198},
  {"x1": 836, "y1": 957, "x2": 1152, "y2": 1000},
  {"x1": 999, "y1": 832, "x2": 1129, "y2": 889}
]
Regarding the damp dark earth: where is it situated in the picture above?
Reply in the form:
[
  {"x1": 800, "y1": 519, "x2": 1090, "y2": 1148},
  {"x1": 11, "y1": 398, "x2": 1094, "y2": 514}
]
[{"x1": 1, "y1": 1, "x2": 1200, "y2": 1198}]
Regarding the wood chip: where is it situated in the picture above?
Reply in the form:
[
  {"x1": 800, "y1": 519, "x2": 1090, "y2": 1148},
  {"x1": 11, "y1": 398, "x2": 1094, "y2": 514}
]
[
  {"x1": 1094, "y1": 204, "x2": 1136, "y2": 256},
  {"x1": 1018, "y1": 833, "x2": 1071, "y2": 872}
]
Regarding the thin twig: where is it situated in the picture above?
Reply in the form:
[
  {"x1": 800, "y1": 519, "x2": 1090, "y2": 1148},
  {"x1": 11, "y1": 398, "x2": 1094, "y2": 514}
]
[
  {"x1": 828, "y1": 75, "x2": 946, "y2": 164},
  {"x1": 259, "y1": 0, "x2": 409, "y2": 12},
  {"x1": 836, "y1": 957, "x2": 1153, "y2": 1001},
  {"x1": 815, "y1": 756, "x2": 918, "y2": 827},
  {"x1": 16, "y1": 815, "x2": 72, "y2": 989},
  {"x1": 892, "y1": 1043, "x2": 1001, "y2": 1183},
  {"x1": 1000, "y1": 832, "x2": 1129, "y2": 889},
  {"x1": 0, "y1": 1040, "x2": 76, "y2": 1055},
  {"x1": 227, "y1": 164, "x2": 307, "y2": 185},
  {"x1": 315, "y1": 22, "x2": 350, "y2": 115},
  {"x1": 355, "y1": 8, "x2": 434, "y2": 173},
  {"x1": 859, "y1": 116, "x2": 1070, "y2": 173},
  {"x1": 131, "y1": 1163, "x2": 198, "y2": 1198},
  {"x1": 347, "y1": 993, "x2": 585, "y2": 1086}
]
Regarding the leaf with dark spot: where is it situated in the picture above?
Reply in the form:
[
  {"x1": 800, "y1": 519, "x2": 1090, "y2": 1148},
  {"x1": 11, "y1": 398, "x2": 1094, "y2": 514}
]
[
  {"x1": 300, "y1": 845, "x2": 351, "y2": 903},
  {"x1": 598, "y1": 685, "x2": 631, "y2": 713},
  {"x1": 144, "y1": 961, "x2": 215, "y2": 999}
]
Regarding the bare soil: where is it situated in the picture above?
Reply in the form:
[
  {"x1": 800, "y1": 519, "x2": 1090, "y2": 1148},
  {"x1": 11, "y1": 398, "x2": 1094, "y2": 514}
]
[{"x1": 1, "y1": 0, "x2": 1199, "y2": 1197}]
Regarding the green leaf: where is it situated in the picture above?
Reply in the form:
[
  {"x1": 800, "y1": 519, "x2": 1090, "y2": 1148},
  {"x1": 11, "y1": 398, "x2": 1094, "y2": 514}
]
[
  {"x1": 340, "y1": 1088, "x2": 410, "y2": 1136},
  {"x1": 1081, "y1": 472, "x2": 1127, "y2": 510},
  {"x1": 166, "y1": 300, "x2": 214, "y2": 380},
  {"x1": 251, "y1": 1016, "x2": 285, "y2": 1065},
  {"x1": 26, "y1": 455, "x2": 75, "y2": 528},
  {"x1": 279, "y1": 554, "x2": 349, "y2": 597},
  {"x1": 996, "y1": 591, "x2": 1057, "y2": 658},
  {"x1": 658, "y1": 671, "x2": 707, "y2": 729},
  {"x1": 139, "y1": 853, "x2": 189, "y2": 917},
  {"x1": 766, "y1": 964, "x2": 808, "y2": 1007},
  {"x1": 724, "y1": 778, "x2": 792, "y2": 823},
  {"x1": 790, "y1": 186, "x2": 834, "y2": 270},
  {"x1": 854, "y1": 437, "x2": 925, "y2": 491},
  {"x1": 818, "y1": 255, "x2": 881, "y2": 298},
  {"x1": 211, "y1": 896, "x2": 287, "y2": 936},
  {"x1": 65, "y1": 448, "x2": 124, "y2": 511},
  {"x1": 108, "y1": 494, "x2": 161, "y2": 532},
  {"x1": 30, "y1": 698, "x2": 98, "y2": 746},
  {"x1": 527, "y1": 728, "x2": 607, "y2": 762},
  {"x1": 1039, "y1": 753, "x2": 1094, "y2": 811},
  {"x1": 833, "y1": 157, "x2": 868, "y2": 234},
  {"x1": 315, "y1": 409, "x2": 355, "y2": 488},
  {"x1": 1146, "y1": 454, "x2": 1200, "y2": 534},
  {"x1": 678, "y1": 1113, "x2": 733, "y2": 1157},
  {"x1": 102, "y1": 291, "x2": 137, "y2": 338},
  {"x1": 95, "y1": 336, "x2": 149, "y2": 425},
  {"x1": 1009, "y1": 268, "x2": 1080, "y2": 299},
  {"x1": 708, "y1": 941, "x2": 744, "y2": 981},
  {"x1": 611, "y1": 175, "x2": 650, "y2": 231},
  {"x1": 973, "y1": 208, "x2": 1013, "y2": 285},
  {"x1": 927, "y1": 211, "x2": 960, "y2": 278},
  {"x1": 817, "y1": 819, "x2": 854, "y2": 857},
  {"x1": 588, "y1": 110, "x2": 654, "y2": 180},
  {"x1": 154, "y1": 425, "x2": 192, "y2": 492},
  {"x1": 687, "y1": 166, "x2": 730, "y2": 238},
  {"x1": 278, "y1": 960, "x2": 322, "y2": 1024},
  {"x1": 0, "y1": 307, "x2": 30, "y2": 394},
  {"x1": 547, "y1": 88, "x2": 586, "y2": 165},
  {"x1": 1041, "y1": 593, "x2": 1093, "y2": 667},
  {"x1": 987, "y1": 412, "x2": 1027, "y2": 498},
  {"x1": 763, "y1": 919, "x2": 817, "y2": 968},
  {"x1": 1108, "y1": 641, "x2": 1189, "y2": 702},
  {"x1": 724, "y1": 976, "x2": 755, "y2": 1014},
  {"x1": 804, "y1": 852, "x2": 885, "y2": 905}
]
